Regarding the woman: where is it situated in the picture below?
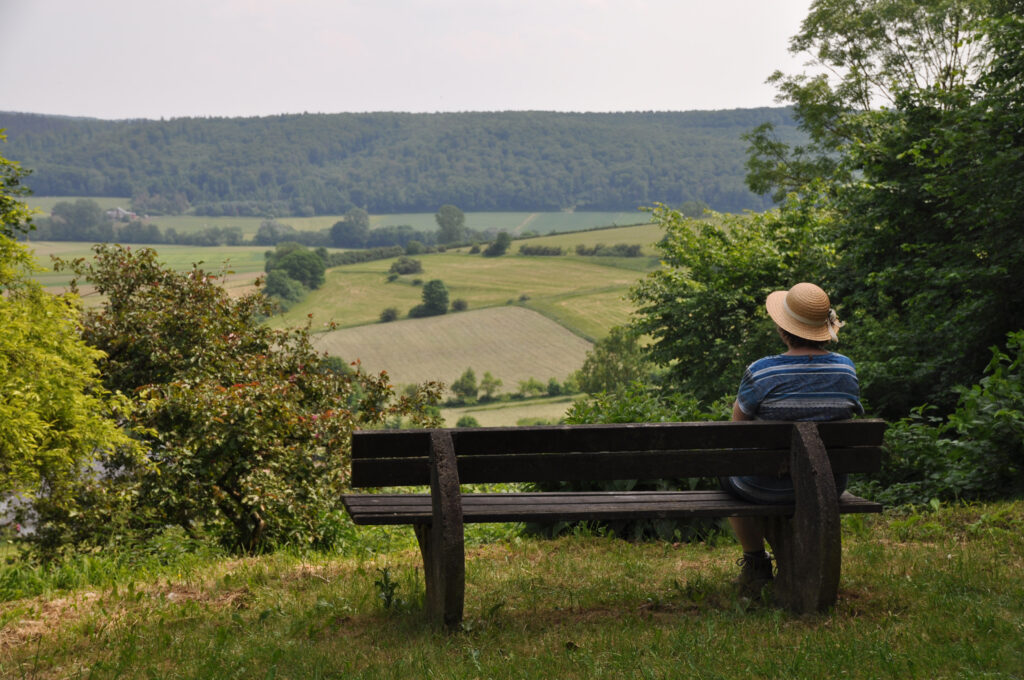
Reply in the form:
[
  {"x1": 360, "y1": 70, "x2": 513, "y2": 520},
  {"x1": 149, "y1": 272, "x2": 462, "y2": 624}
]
[{"x1": 725, "y1": 282, "x2": 863, "y2": 593}]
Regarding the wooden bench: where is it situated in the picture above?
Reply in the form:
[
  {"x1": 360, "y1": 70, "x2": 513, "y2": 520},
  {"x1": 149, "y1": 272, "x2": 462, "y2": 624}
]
[{"x1": 342, "y1": 420, "x2": 885, "y2": 629}]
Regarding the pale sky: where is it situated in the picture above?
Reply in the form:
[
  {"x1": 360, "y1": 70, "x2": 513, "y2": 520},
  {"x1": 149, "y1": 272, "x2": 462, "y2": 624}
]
[{"x1": 0, "y1": 0, "x2": 813, "y2": 120}]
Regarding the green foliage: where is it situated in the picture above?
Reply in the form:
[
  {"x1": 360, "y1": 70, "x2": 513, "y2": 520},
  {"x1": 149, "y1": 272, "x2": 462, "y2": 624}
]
[
  {"x1": 264, "y1": 242, "x2": 325, "y2": 290},
  {"x1": 388, "y1": 256, "x2": 422, "y2": 275},
  {"x1": 263, "y1": 269, "x2": 307, "y2": 305},
  {"x1": 409, "y1": 279, "x2": 449, "y2": 318},
  {"x1": 0, "y1": 132, "x2": 34, "y2": 237},
  {"x1": 3, "y1": 111, "x2": 786, "y2": 215},
  {"x1": 450, "y1": 368, "x2": 479, "y2": 404},
  {"x1": 483, "y1": 231, "x2": 512, "y2": 257},
  {"x1": 573, "y1": 326, "x2": 657, "y2": 395},
  {"x1": 574, "y1": 243, "x2": 643, "y2": 257},
  {"x1": 518, "y1": 244, "x2": 564, "y2": 256},
  {"x1": 743, "y1": 1, "x2": 1023, "y2": 417},
  {"x1": 517, "y1": 377, "x2": 547, "y2": 398},
  {"x1": 329, "y1": 208, "x2": 370, "y2": 248},
  {"x1": 630, "y1": 201, "x2": 837, "y2": 402},
  {"x1": 0, "y1": 234, "x2": 142, "y2": 512},
  {"x1": 479, "y1": 371, "x2": 503, "y2": 400},
  {"x1": 856, "y1": 331, "x2": 1024, "y2": 505},
  {"x1": 379, "y1": 307, "x2": 399, "y2": 323},
  {"x1": 42, "y1": 244, "x2": 442, "y2": 554},
  {"x1": 435, "y1": 205, "x2": 466, "y2": 244},
  {"x1": 450, "y1": 298, "x2": 468, "y2": 312},
  {"x1": 455, "y1": 415, "x2": 481, "y2": 428}
]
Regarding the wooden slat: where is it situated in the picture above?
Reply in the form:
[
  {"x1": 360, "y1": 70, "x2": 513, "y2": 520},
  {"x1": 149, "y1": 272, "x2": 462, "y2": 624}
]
[
  {"x1": 351, "y1": 420, "x2": 886, "y2": 460},
  {"x1": 341, "y1": 490, "x2": 882, "y2": 525},
  {"x1": 350, "y1": 446, "x2": 882, "y2": 487}
]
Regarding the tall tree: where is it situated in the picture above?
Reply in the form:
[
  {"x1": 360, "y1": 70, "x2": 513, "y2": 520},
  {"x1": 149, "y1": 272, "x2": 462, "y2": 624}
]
[
  {"x1": 435, "y1": 204, "x2": 466, "y2": 244},
  {"x1": 743, "y1": 0, "x2": 1024, "y2": 415}
]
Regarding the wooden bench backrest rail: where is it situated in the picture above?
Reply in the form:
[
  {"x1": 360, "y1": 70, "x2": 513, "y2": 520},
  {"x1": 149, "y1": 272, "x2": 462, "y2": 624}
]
[{"x1": 351, "y1": 420, "x2": 886, "y2": 487}]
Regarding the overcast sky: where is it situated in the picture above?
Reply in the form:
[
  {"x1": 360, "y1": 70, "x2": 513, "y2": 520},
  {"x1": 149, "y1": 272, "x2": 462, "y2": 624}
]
[{"x1": 0, "y1": 0, "x2": 813, "y2": 120}]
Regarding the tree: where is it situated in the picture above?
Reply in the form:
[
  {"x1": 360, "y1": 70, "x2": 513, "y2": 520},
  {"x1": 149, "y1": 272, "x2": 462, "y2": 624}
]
[
  {"x1": 630, "y1": 202, "x2": 836, "y2": 403},
  {"x1": 264, "y1": 242, "x2": 325, "y2": 289},
  {"x1": 744, "y1": 0, "x2": 1024, "y2": 415},
  {"x1": 479, "y1": 371, "x2": 503, "y2": 400},
  {"x1": 574, "y1": 326, "x2": 657, "y2": 396},
  {"x1": 409, "y1": 279, "x2": 449, "y2": 318},
  {"x1": 435, "y1": 204, "x2": 466, "y2": 244},
  {"x1": 450, "y1": 368, "x2": 478, "y2": 403},
  {"x1": 330, "y1": 207, "x2": 370, "y2": 248},
  {"x1": 1, "y1": 139, "x2": 141, "y2": 525},
  {"x1": 744, "y1": 0, "x2": 991, "y2": 202},
  {"x1": 484, "y1": 231, "x2": 512, "y2": 257},
  {"x1": 253, "y1": 219, "x2": 298, "y2": 246}
]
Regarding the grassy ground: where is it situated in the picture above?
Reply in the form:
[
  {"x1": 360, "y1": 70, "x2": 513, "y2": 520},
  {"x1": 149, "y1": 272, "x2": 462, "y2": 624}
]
[
  {"x1": 2, "y1": 501, "x2": 1022, "y2": 678},
  {"x1": 441, "y1": 394, "x2": 579, "y2": 427},
  {"x1": 270, "y1": 250, "x2": 649, "y2": 335}
]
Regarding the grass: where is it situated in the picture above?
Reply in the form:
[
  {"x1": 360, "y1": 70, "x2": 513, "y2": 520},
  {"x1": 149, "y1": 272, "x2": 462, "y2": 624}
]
[
  {"x1": 2, "y1": 501, "x2": 1022, "y2": 678},
  {"x1": 441, "y1": 394, "x2": 579, "y2": 427},
  {"x1": 270, "y1": 249, "x2": 651, "y2": 334}
]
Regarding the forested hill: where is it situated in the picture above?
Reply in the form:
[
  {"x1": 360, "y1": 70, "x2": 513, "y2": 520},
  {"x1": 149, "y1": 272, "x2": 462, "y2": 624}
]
[{"x1": 0, "y1": 109, "x2": 798, "y2": 216}]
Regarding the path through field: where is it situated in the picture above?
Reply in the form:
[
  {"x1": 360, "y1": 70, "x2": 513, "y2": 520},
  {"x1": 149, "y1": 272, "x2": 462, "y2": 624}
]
[{"x1": 312, "y1": 306, "x2": 593, "y2": 388}]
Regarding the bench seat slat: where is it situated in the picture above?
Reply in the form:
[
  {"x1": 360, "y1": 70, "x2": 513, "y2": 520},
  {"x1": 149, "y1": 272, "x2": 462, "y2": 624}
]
[
  {"x1": 351, "y1": 447, "x2": 883, "y2": 487},
  {"x1": 351, "y1": 420, "x2": 888, "y2": 460},
  {"x1": 341, "y1": 490, "x2": 882, "y2": 525}
]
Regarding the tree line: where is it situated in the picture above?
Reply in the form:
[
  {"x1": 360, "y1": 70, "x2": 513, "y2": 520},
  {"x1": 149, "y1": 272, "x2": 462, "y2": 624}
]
[{"x1": 0, "y1": 109, "x2": 801, "y2": 216}]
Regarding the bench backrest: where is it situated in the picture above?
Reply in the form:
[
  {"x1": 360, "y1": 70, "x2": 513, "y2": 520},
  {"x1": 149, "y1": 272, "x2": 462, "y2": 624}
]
[{"x1": 350, "y1": 420, "x2": 886, "y2": 487}]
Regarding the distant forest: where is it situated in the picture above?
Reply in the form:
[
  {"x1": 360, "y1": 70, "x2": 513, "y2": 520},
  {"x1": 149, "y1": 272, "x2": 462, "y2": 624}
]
[{"x1": 0, "y1": 109, "x2": 799, "y2": 217}]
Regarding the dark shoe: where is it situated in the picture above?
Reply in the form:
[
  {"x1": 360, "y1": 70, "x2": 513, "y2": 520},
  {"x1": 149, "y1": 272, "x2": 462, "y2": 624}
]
[{"x1": 733, "y1": 551, "x2": 774, "y2": 596}]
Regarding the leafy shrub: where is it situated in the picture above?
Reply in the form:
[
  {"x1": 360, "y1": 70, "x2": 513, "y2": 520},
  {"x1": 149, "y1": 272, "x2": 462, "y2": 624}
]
[
  {"x1": 389, "y1": 256, "x2": 423, "y2": 275},
  {"x1": 40, "y1": 245, "x2": 442, "y2": 555},
  {"x1": 455, "y1": 415, "x2": 480, "y2": 428},
  {"x1": 408, "y1": 280, "x2": 449, "y2": 318},
  {"x1": 379, "y1": 307, "x2": 399, "y2": 323},
  {"x1": 264, "y1": 269, "x2": 307, "y2": 304},
  {"x1": 483, "y1": 232, "x2": 512, "y2": 257},
  {"x1": 854, "y1": 331, "x2": 1024, "y2": 505},
  {"x1": 451, "y1": 298, "x2": 468, "y2": 312},
  {"x1": 519, "y1": 244, "x2": 564, "y2": 256},
  {"x1": 328, "y1": 246, "x2": 404, "y2": 267},
  {"x1": 575, "y1": 243, "x2": 643, "y2": 257}
]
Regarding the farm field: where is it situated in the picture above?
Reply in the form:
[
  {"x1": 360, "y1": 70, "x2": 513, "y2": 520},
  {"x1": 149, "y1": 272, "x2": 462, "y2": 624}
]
[
  {"x1": 271, "y1": 248, "x2": 653, "y2": 336},
  {"x1": 22, "y1": 198, "x2": 649, "y2": 238},
  {"x1": 26, "y1": 241, "x2": 270, "y2": 290},
  {"x1": 441, "y1": 394, "x2": 579, "y2": 427},
  {"x1": 313, "y1": 306, "x2": 594, "y2": 389}
]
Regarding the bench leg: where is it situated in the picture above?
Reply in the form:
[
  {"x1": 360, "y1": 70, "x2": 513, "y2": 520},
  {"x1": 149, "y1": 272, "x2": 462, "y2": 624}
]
[
  {"x1": 763, "y1": 422, "x2": 842, "y2": 613},
  {"x1": 416, "y1": 431, "x2": 465, "y2": 630}
]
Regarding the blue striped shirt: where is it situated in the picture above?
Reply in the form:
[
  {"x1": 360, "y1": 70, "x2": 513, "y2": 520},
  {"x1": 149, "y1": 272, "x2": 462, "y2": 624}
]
[{"x1": 735, "y1": 352, "x2": 863, "y2": 422}]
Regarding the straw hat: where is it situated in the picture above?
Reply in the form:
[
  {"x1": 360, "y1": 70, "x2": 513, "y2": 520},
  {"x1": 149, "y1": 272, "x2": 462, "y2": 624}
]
[{"x1": 765, "y1": 282, "x2": 843, "y2": 342}]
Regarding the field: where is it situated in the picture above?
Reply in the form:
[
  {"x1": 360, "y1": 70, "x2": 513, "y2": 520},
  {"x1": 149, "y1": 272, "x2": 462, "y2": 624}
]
[
  {"x1": 313, "y1": 307, "x2": 594, "y2": 388},
  {"x1": 441, "y1": 394, "x2": 579, "y2": 427},
  {"x1": 22, "y1": 197, "x2": 648, "y2": 238},
  {"x1": 2, "y1": 501, "x2": 1022, "y2": 678},
  {"x1": 23, "y1": 219, "x2": 667, "y2": 413},
  {"x1": 26, "y1": 241, "x2": 270, "y2": 292}
]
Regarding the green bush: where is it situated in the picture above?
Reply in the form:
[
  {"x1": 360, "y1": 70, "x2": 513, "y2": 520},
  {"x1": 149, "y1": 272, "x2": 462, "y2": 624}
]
[
  {"x1": 388, "y1": 256, "x2": 422, "y2": 275},
  {"x1": 379, "y1": 307, "x2": 399, "y2": 323},
  {"x1": 854, "y1": 331, "x2": 1024, "y2": 506},
  {"x1": 38, "y1": 244, "x2": 443, "y2": 556}
]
